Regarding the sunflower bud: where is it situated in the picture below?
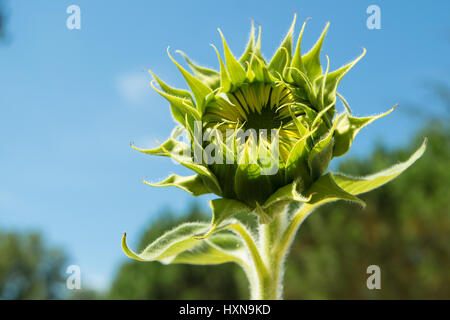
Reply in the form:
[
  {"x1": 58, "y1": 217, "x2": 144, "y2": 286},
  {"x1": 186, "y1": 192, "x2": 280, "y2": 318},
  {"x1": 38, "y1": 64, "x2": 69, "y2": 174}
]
[
  {"x1": 133, "y1": 15, "x2": 404, "y2": 220},
  {"x1": 124, "y1": 15, "x2": 426, "y2": 299}
]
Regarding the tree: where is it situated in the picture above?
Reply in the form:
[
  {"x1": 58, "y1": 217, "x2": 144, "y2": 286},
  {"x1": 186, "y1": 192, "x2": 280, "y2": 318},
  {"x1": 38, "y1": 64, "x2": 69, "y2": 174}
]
[
  {"x1": 283, "y1": 120, "x2": 449, "y2": 299},
  {"x1": 0, "y1": 231, "x2": 67, "y2": 299},
  {"x1": 0, "y1": 0, "x2": 7, "y2": 39}
]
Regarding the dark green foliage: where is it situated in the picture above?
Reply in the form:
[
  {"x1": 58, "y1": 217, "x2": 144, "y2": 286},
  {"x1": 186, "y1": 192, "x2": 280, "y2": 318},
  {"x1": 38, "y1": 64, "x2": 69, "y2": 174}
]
[
  {"x1": 0, "y1": 232, "x2": 67, "y2": 299},
  {"x1": 284, "y1": 120, "x2": 449, "y2": 299}
]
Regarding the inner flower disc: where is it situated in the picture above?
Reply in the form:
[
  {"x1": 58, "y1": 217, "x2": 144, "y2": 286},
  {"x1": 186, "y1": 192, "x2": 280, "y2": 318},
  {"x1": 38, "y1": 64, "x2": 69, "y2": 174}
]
[{"x1": 203, "y1": 82, "x2": 306, "y2": 161}]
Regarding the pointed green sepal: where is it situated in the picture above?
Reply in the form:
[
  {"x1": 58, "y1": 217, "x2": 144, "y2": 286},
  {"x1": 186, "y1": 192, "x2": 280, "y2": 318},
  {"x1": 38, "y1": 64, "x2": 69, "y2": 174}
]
[
  {"x1": 321, "y1": 48, "x2": 366, "y2": 108},
  {"x1": 160, "y1": 148, "x2": 223, "y2": 196},
  {"x1": 302, "y1": 22, "x2": 330, "y2": 80},
  {"x1": 239, "y1": 21, "x2": 256, "y2": 65},
  {"x1": 333, "y1": 105, "x2": 396, "y2": 157},
  {"x1": 196, "y1": 198, "x2": 250, "y2": 239},
  {"x1": 285, "y1": 124, "x2": 319, "y2": 186},
  {"x1": 253, "y1": 25, "x2": 266, "y2": 63},
  {"x1": 167, "y1": 48, "x2": 213, "y2": 113},
  {"x1": 268, "y1": 14, "x2": 296, "y2": 74},
  {"x1": 143, "y1": 174, "x2": 212, "y2": 196},
  {"x1": 268, "y1": 47, "x2": 289, "y2": 77},
  {"x1": 176, "y1": 50, "x2": 220, "y2": 90},
  {"x1": 263, "y1": 181, "x2": 312, "y2": 209},
  {"x1": 130, "y1": 139, "x2": 187, "y2": 157},
  {"x1": 211, "y1": 44, "x2": 232, "y2": 92},
  {"x1": 279, "y1": 13, "x2": 297, "y2": 61},
  {"x1": 306, "y1": 172, "x2": 366, "y2": 207},
  {"x1": 121, "y1": 223, "x2": 209, "y2": 262},
  {"x1": 168, "y1": 232, "x2": 247, "y2": 265},
  {"x1": 131, "y1": 126, "x2": 188, "y2": 157},
  {"x1": 150, "y1": 80, "x2": 201, "y2": 120},
  {"x1": 308, "y1": 118, "x2": 338, "y2": 178},
  {"x1": 291, "y1": 18, "x2": 310, "y2": 75},
  {"x1": 333, "y1": 138, "x2": 427, "y2": 195},
  {"x1": 122, "y1": 222, "x2": 247, "y2": 266},
  {"x1": 315, "y1": 55, "x2": 331, "y2": 110},
  {"x1": 148, "y1": 69, "x2": 193, "y2": 100},
  {"x1": 250, "y1": 53, "x2": 273, "y2": 83},
  {"x1": 218, "y1": 29, "x2": 247, "y2": 85}
]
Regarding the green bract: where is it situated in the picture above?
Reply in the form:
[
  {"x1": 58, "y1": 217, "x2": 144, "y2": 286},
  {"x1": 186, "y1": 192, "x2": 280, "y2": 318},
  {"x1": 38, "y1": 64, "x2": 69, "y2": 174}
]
[{"x1": 124, "y1": 15, "x2": 426, "y2": 299}]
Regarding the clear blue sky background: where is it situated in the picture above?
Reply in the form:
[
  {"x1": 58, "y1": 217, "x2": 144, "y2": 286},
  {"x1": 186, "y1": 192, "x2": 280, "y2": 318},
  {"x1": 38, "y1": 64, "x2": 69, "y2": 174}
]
[{"x1": 0, "y1": 0, "x2": 449, "y2": 291}]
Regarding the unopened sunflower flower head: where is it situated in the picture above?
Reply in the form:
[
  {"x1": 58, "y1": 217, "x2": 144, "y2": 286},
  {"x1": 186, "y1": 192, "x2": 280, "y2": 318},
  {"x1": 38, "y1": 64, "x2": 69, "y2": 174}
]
[
  {"x1": 131, "y1": 14, "x2": 423, "y2": 225},
  {"x1": 122, "y1": 14, "x2": 426, "y2": 300}
]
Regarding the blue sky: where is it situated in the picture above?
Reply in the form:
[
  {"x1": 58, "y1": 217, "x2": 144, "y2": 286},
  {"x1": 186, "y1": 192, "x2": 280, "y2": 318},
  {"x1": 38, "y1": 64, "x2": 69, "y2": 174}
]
[{"x1": 0, "y1": 0, "x2": 448, "y2": 291}]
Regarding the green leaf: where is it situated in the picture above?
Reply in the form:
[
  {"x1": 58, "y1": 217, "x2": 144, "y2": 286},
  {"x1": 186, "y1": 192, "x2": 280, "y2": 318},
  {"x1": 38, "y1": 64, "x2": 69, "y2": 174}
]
[
  {"x1": 143, "y1": 174, "x2": 212, "y2": 196},
  {"x1": 322, "y1": 48, "x2": 366, "y2": 107},
  {"x1": 218, "y1": 29, "x2": 247, "y2": 85},
  {"x1": 239, "y1": 21, "x2": 256, "y2": 65},
  {"x1": 234, "y1": 162, "x2": 273, "y2": 207},
  {"x1": 337, "y1": 92, "x2": 352, "y2": 114},
  {"x1": 122, "y1": 223, "x2": 248, "y2": 266},
  {"x1": 277, "y1": 13, "x2": 296, "y2": 62},
  {"x1": 308, "y1": 119, "x2": 338, "y2": 179},
  {"x1": 289, "y1": 67, "x2": 316, "y2": 98},
  {"x1": 252, "y1": 25, "x2": 266, "y2": 63},
  {"x1": 333, "y1": 138, "x2": 427, "y2": 195},
  {"x1": 268, "y1": 14, "x2": 296, "y2": 74},
  {"x1": 169, "y1": 232, "x2": 247, "y2": 265},
  {"x1": 176, "y1": 50, "x2": 220, "y2": 90},
  {"x1": 333, "y1": 106, "x2": 395, "y2": 157},
  {"x1": 316, "y1": 55, "x2": 331, "y2": 110},
  {"x1": 162, "y1": 149, "x2": 223, "y2": 196},
  {"x1": 150, "y1": 80, "x2": 201, "y2": 120},
  {"x1": 211, "y1": 44, "x2": 232, "y2": 92},
  {"x1": 250, "y1": 54, "x2": 273, "y2": 83},
  {"x1": 130, "y1": 126, "x2": 188, "y2": 157},
  {"x1": 306, "y1": 172, "x2": 365, "y2": 206},
  {"x1": 285, "y1": 124, "x2": 319, "y2": 186},
  {"x1": 148, "y1": 69, "x2": 193, "y2": 100},
  {"x1": 268, "y1": 47, "x2": 289, "y2": 77},
  {"x1": 169, "y1": 102, "x2": 193, "y2": 128},
  {"x1": 196, "y1": 198, "x2": 249, "y2": 239},
  {"x1": 291, "y1": 18, "x2": 309, "y2": 75},
  {"x1": 263, "y1": 181, "x2": 312, "y2": 209},
  {"x1": 132, "y1": 125, "x2": 223, "y2": 196},
  {"x1": 302, "y1": 22, "x2": 330, "y2": 80},
  {"x1": 122, "y1": 222, "x2": 209, "y2": 262},
  {"x1": 167, "y1": 48, "x2": 213, "y2": 114},
  {"x1": 285, "y1": 139, "x2": 309, "y2": 181}
]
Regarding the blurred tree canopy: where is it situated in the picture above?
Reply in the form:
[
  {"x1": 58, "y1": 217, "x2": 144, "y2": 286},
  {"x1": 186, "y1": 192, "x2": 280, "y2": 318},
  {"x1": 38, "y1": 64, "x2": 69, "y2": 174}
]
[
  {"x1": 283, "y1": 120, "x2": 449, "y2": 299},
  {"x1": 109, "y1": 118, "x2": 449, "y2": 299},
  {"x1": 0, "y1": 0, "x2": 7, "y2": 39},
  {"x1": 0, "y1": 232, "x2": 67, "y2": 299}
]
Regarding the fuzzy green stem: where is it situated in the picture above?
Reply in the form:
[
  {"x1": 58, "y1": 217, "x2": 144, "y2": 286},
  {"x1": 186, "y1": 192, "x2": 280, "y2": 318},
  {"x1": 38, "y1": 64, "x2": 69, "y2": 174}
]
[
  {"x1": 276, "y1": 204, "x2": 312, "y2": 261},
  {"x1": 242, "y1": 204, "x2": 314, "y2": 300},
  {"x1": 227, "y1": 204, "x2": 315, "y2": 299},
  {"x1": 229, "y1": 222, "x2": 270, "y2": 299},
  {"x1": 256, "y1": 219, "x2": 283, "y2": 300}
]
